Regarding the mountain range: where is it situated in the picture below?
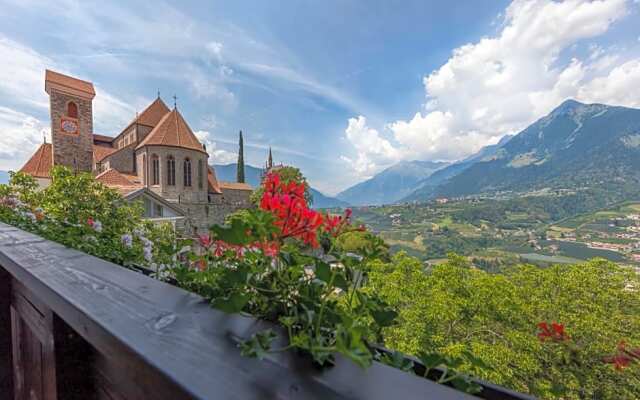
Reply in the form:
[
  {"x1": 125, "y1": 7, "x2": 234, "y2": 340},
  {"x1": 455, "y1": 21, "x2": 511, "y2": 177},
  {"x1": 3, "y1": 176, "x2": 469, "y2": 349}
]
[
  {"x1": 336, "y1": 161, "x2": 449, "y2": 206},
  {"x1": 337, "y1": 99, "x2": 640, "y2": 205},
  {"x1": 429, "y1": 100, "x2": 640, "y2": 199},
  {"x1": 213, "y1": 163, "x2": 349, "y2": 209}
]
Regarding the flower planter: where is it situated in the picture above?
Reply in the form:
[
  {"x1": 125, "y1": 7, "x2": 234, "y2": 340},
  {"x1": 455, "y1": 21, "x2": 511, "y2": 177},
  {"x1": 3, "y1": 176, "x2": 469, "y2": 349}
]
[{"x1": 0, "y1": 223, "x2": 532, "y2": 399}]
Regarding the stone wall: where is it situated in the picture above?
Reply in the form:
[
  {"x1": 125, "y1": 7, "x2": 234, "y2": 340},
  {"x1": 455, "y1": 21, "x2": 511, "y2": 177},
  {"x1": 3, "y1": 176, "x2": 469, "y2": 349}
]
[
  {"x1": 49, "y1": 90, "x2": 93, "y2": 172},
  {"x1": 104, "y1": 145, "x2": 136, "y2": 173},
  {"x1": 139, "y1": 145, "x2": 208, "y2": 202}
]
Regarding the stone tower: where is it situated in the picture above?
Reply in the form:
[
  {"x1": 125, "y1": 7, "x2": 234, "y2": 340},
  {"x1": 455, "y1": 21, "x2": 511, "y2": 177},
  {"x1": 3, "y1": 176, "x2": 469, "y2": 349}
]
[{"x1": 45, "y1": 70, "x2": 95, "y2": 172}]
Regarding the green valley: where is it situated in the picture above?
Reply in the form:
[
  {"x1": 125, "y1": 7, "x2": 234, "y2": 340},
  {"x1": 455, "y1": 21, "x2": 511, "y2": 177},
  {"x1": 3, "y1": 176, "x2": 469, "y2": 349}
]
[{"x1": 353, "y1": 192, "x2": 640, "y2": 272}]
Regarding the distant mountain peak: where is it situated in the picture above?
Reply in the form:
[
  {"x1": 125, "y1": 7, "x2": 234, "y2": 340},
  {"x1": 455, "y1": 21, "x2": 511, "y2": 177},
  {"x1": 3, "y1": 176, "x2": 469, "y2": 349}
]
[{"x1": 554, "y1": 98, "x2": 584, "y2": 112}]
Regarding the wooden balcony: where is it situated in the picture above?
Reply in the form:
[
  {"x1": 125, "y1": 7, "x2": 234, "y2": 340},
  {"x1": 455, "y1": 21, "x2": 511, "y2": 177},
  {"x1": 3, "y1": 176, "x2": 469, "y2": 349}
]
[{"x1": 0, "y1": 223, "x2": 533, "y2": 400}]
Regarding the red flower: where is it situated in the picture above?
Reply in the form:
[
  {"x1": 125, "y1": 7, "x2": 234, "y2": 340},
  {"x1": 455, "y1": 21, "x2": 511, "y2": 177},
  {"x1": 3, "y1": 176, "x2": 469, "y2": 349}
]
[
  {"x1": 604, "y1": 341, "x2": 640, "y2": 370},
  {"x1": 604, "y1": 354, "x2": 632, "y2": 370},
  {"x1": 198, "y1": 234, "x2": 212, "y2": 248},
  {"x1": 323, "y1": 208, "x2": 356, "y2": 237},
  {"x1": 537, "y1": 322, "x2": 568, "y2": 342},
  {"x1": 87, "y1": 217, "x2": 95, "y2": 227},
  {"x1": 259, "y1": 172, "x2": 324, "y2": 247}
]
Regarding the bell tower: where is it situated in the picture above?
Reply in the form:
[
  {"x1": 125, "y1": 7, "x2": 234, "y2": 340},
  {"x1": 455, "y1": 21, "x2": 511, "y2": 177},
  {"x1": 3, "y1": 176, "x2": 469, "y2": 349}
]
[{"x1": 45, "y1": 69, "x2": 95, "y2": 172}]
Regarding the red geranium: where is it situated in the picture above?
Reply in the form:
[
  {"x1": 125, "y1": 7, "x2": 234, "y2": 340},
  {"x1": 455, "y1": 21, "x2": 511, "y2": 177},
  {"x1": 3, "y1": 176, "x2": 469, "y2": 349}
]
[
  {"x1": 260, "y1": 172, "x2": 324, "y2": 248},
  {"x1": 604, "y1": 341, "x2": 640, "y2": 370},
  {"x1": 537, "y1": 322, "x2": 568, "y2": 342}
]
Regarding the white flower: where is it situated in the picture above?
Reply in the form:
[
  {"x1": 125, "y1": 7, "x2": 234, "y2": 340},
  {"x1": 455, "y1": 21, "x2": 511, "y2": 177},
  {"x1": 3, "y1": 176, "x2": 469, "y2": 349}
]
[
  {"x1": 121, "y1": 234, "x2": 133, "y2": 248},
  {"x1": 143, "y1": 246, "x2": 153, "y2": 262},
  {"x1": 93, "y1": 220, "x2": 103, "y2": 233}
]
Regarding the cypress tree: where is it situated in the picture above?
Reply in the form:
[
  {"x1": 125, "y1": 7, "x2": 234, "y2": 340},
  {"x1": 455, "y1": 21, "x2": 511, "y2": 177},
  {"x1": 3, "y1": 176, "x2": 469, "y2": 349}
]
[{"x1": 237, "y1": 130, "x2": 245, "y2": 183}]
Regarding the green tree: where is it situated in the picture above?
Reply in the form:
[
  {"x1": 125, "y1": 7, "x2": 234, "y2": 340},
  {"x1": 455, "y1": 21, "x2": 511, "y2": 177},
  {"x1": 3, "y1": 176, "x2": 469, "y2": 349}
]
[
  {"x1": 237, "y1": 130, "x2": 245, "y2": 183},
  {"x1": 250, "y1": 165, "x2": 313, "y2": 205},
  {"x1": 367, "y1": 253, "x2": 640, "y2": 399}
]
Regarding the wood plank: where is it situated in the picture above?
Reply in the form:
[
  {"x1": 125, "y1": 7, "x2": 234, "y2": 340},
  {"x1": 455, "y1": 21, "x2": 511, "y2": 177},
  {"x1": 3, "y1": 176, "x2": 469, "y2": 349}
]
[
  {"x1": 0, "y1": 223, "x2": 475, "y2": 400},
  {"x1": 0, "y1": 268, "x2": 13, "y2": 399}
]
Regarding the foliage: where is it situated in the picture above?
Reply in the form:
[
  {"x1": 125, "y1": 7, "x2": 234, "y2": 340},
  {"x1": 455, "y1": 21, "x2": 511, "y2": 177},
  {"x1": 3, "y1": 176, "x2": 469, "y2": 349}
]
[
  {"x1": 0, "y1": 167, "x2": 178, "y2": 271},
  {"x1": 237, "y1": 130, "x2": 245, "y2": 183},
  {"x1": 250, "y1": 165, "x2": 313, "y2": 205},
  {"x1": 175, "y1": 171, "x2": 396, "y2": 368},
  {"x1": 367, "y1": 252, "x2": 640, "y2": 399}
]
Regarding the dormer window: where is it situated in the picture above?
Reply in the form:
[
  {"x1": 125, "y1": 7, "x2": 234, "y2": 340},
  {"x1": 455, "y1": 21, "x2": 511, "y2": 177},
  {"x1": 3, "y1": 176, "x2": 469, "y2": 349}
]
[{"x1": 67, "y1": 102, "x2": 78, "y2": 119}]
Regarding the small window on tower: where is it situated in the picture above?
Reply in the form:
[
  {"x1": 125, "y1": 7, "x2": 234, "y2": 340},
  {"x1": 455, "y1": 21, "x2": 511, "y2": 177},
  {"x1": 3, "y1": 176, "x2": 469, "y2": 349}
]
[{"x1": 67, "y1": 102, "x2": 78, "y2": 119}]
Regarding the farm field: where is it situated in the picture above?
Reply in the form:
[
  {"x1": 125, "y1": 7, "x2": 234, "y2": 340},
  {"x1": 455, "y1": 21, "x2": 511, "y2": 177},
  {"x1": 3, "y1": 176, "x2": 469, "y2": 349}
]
[{"x1": 353, "y1": 197, "x2": 640, "y2": 270}]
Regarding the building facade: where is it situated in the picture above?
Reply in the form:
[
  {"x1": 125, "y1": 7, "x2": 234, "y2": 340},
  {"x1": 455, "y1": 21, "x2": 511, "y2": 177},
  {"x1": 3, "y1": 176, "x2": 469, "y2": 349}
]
[{"x1": 20, "y1": 70, "x2": 252, "y2": 233}]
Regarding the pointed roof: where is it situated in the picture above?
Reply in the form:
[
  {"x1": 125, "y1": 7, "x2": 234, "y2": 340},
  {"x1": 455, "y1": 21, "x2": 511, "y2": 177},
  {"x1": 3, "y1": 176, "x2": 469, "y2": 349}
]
[
  {"x1": 132, "y1": 97, "x2": 171, "y2": 128},
  {"x1": 136, "y1": 108, "x2": 207, "y2": 154},
  {"x1": 207, "y1": 166, "x2": 222, "y2": 194},
  {"x1": 20, "y1": 143, "x2": 53, "y2": 178},
  {"x1": 116, "y1": 98, "x2": 171, "y2": 139}
]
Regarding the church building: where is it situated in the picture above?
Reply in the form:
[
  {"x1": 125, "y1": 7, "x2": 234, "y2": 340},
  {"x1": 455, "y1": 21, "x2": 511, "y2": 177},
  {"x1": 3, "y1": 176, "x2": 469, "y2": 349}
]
[{"x1": 20, "y1": 70, "x2": 252, "y2": 233}]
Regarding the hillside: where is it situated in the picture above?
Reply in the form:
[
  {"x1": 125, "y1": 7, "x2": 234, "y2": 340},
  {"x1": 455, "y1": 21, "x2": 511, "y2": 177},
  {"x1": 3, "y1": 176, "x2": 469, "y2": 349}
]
[
  {"x1": 337, "y1": 160, "x2": 449, "y2": 206},
  {"x1": 213, "y1": 163, "x2": 348, "y2": 209},
  {"x1": 402, "y1": 135, "x2": 512, "y2": 202},
  {"x1": 408, "y1": 100, "x2": 640, "y2": 201}
]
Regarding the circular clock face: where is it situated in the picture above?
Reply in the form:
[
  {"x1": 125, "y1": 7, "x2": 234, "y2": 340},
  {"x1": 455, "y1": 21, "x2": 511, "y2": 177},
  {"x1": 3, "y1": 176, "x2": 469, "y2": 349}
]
[{"x1": 61, "y1": 119, "x2": 78, "y2": 133}]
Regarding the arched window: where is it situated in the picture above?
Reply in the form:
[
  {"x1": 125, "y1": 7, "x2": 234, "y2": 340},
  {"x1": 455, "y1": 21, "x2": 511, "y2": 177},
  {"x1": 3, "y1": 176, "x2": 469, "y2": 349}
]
[
  {"x1": 151, "y1": 154, "x2": 160, "y2": 185},
  {"x1": 198, "y1": 159, "x2": 204, "y2": 189},
  {"x1": 167, "y1": 156, "x2": 176, "y2": 186},
  {"x1": 183, "y1": 158, "x2": 192, "y2": 187},
  {"x1": 67, "y1": 102, "x2": 78, "y2": 119}
]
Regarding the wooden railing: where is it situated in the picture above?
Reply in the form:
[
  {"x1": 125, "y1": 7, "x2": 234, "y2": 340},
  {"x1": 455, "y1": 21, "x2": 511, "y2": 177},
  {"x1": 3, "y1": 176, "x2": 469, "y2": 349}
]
[{"x1": 0, "y1": 223, "x2": 534, "y2": 400}]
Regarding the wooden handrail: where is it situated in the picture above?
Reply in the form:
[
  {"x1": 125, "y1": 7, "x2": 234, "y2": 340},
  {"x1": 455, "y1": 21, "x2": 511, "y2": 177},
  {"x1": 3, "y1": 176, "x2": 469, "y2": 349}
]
[{"x1": 0, "y1": 222, "x2": 480, "y2": 400}]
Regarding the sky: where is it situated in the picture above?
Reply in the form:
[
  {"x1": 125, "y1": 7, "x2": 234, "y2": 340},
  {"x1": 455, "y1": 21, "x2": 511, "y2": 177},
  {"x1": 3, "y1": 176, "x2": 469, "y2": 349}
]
[{"x1": 0, "y1": 0, "x2": 639, "y2": 195}]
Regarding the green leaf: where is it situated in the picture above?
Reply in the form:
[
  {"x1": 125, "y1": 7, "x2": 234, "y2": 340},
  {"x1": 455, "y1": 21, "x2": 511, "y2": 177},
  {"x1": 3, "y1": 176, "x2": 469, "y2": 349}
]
[
  {"x1": 371, "y1": 308, "x2": 398, "y2": 327},
  {"x1": 315, "y1": 261, "x2": 332, "y2": 283},
  {"x1": 239, "y1": 329, "x2": 277, "y2": 359},
  {"x1": 418, "y1": 352, "x2": 446, "y2": 369},
  {"x1": 212, "y1": 292, "x2": 249, "y2": 313},
  {"x1": 210, "y1": 218, "x2": 252, "y2": 245}
]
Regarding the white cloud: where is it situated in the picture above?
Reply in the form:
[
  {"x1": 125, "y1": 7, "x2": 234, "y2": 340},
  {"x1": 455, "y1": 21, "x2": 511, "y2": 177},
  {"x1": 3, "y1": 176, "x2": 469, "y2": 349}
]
[
  {"x1": 0, "y1": 37, "x2": 50, "y2": 110},
  {"x1": 0, "y1": 35, "x2": 143, "y2": 170},
  {"x1": 0, "y1": 106, "x2": 50, "y2": 170},
  {"x1": 577, "y1": 59, "x2": 640, "y2": 107},
  {"x1": 194, "y1": 130, "x2": 237, "y2": 164},
  {"x1": 340, "y1": 116, "x2": 401, "y2": 178},
  {"x1": 342, "y1": 0, "x2": 637, "y2": 179}
]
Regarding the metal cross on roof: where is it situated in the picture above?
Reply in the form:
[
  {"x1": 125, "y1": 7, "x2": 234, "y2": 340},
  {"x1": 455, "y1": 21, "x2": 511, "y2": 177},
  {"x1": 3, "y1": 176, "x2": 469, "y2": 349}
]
[{"x1": 173, "y1": 94, "x2": 178, "y2": 109}]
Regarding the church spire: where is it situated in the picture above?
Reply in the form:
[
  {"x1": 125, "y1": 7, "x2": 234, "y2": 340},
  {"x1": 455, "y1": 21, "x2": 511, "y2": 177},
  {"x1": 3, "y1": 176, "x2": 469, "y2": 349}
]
[{"x1": 267, "y1": 147, "x2": 273, "y2": 170}]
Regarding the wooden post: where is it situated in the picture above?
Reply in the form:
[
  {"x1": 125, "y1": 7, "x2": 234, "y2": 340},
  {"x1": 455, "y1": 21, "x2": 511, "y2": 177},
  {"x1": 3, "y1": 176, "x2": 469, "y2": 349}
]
[{"x1": 0, "y1": 267, "x2": 13, "y2": 399}]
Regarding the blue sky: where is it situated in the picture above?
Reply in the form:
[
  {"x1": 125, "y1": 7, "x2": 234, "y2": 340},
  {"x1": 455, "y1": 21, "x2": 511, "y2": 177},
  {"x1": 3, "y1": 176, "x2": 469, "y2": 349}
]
[{"x1": 0, "y1": 0, "x2": 639, "y2": 194}]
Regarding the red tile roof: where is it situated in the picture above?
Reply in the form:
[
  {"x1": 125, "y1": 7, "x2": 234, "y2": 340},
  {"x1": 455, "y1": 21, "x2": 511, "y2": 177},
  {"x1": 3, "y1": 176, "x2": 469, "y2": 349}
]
[
  {"x1": 95, "y1": 168, "x2": 136, "y2": 186},
  {"x1": 136, "y1": 108, "x2": 207, "y2": 154},
  {"x1": 117, "y1": 98, "x2": 171, "y2": 138},
  {"x1": 135, "y1": 98, "x2": 171, "y2": 127},
  {"x1": 20, "y1": 143, "x2": 53, "y2": 178},
  {"x1": 219, "y1": 181, "x2": 253, "y2": 191},
  {"x1": 93, "y1": 145, "x2": 118, "y2": 163},
  {"x1": 45, "y1": 69, "x2": 95, "y2": 96},
  {"x1": 208, "y1": 166, "x2": 222, "y2": 194}
]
